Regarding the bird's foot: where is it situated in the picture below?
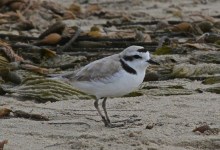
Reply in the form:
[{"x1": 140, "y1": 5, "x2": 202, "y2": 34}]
[
  {"x1": 105, "y1": 122, "x2": 125, "y2": 128},
  {"x1": 102, "y1": 118, "x2": 124, "y2": 128},
  {"x1": 102, "y1": 116, "x2": 142, "y2": 127}
]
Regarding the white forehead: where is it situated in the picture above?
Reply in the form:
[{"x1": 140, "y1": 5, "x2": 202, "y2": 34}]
[
  {"x1": 145, "y1": 51, "x2": 150, "y2": 59},
  {"x1": 123, "y1": 45, "x2": 144, "y2": 52},
  {"x1": 121, "y1": 45, "x2": 151, "y2": 59}
]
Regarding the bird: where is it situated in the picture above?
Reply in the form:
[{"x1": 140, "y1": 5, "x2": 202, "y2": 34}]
[{"x1": 59, "y1": 45, "x2": 159, "y2": 127}]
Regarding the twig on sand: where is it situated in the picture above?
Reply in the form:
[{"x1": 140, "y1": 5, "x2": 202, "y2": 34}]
[
  {"x1": 59, "y1": 27, "x2": 81, "y2": 53},
  {"x1": 12, "y1": 110, "x2": 49, "y2": 121}
]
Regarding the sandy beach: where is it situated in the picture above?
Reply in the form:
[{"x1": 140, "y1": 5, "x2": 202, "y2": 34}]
[
  {"x1": 1, "y1": 0, "x2": 220, "y2": 149},
  {"x1": 1, "y1": 79, "x2": 220, "y2": 150}
]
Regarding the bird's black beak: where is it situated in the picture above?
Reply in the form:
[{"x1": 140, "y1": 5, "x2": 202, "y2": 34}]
[{"x1": 147, "y1": 59, "x2": 160, "y2": 65}]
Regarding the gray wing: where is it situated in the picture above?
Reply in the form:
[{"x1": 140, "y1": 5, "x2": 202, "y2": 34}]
[{"x1": 63, "y1": 54, "x2": 122, "y2": 82}]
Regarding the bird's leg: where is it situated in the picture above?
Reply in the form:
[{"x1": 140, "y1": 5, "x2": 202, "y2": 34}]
[
  {"x1": 101, "y1": 98, "x2": 125, "y2": 128},
  {"x1": 102, "y1": 97, "x2": 110, "y2": 124},
  {"x1": 94, "y1": 98, "x2": 108, "y2": 126}
]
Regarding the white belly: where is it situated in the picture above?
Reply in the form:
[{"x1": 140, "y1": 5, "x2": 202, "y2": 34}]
[{"x1": 72, "y1": 70, "x2": 145, "y2": 99}]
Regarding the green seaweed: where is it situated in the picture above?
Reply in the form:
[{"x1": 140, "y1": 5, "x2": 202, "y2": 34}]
[
  {"x1": 202, "y1": 77, "x2": 220, "y2": 85},
  {"x1": 4, "y1": 77, "x2": 93, "y2": 102},
  {"x1": 154, "y1": 46, "x2": 172, "y2": 55},
  {"x1": 123, "y1": 92, "x2": 143, "y2": 97},
  {"x1": 206, "y1": 87, "x2": 220, "y2": 94}
]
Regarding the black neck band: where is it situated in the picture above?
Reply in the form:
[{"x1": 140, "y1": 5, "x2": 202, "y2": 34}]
[{"x1": 120, "y1": 59, "x2": 137, "y2": 75}]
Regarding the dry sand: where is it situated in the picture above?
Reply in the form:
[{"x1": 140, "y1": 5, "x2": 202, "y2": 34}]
[{"x1": 1, "y1": 79, "x2": 220, "y2": 150}]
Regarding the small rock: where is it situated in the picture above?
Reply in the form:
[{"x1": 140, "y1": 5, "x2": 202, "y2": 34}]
[
  {"x1": 129, "y1": 132, "x2": 136, "y2": 137},
  {"x1": 146, "y1": 123, "x2": 154, "y2": 129}
]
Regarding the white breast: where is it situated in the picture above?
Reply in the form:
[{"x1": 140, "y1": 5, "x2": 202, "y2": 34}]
[{"x1": 72, "y1": 70, "x2": 145, "y2": 99}]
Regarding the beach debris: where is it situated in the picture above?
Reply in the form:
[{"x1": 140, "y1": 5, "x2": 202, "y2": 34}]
[
  {"x1": 193, "y1": 124, "x2": 211, "y2": 133},
  {"x1": 12, "y1": 110, "x2": 49, "y2": 121},
  {"x1": 3, "y1": 77, "x2": 92, "y2": 102},
  {"x1": 0, "y1": 108, "x2": 12, "y2": 118},
  {"x1": 205, "y1": 86, "x2": 220, "y2": 94},
  {"x1": 0, "y1": 140, "x2": 8, "y2": 150},
  {"x1": 193, "y1": 124, "x2": 219, "y2": 135}
]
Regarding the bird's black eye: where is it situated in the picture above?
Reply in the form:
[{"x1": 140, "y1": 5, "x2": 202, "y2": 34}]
[
  {"x1": 133, "y1": 55, "x2": 142, "y2": 59},
  {"x1": 123, "y1": 55, "x2": 142, "y2": 61}
]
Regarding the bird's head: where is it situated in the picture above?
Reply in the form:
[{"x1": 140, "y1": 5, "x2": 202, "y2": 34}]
[{"x1": 120, "y1": 45, "x2": 159, "y2": 71}]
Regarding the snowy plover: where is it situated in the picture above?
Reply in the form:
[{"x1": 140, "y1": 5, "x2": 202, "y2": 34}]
[{"x1": 61, "y1": 45, "x2": 159, "y2": 127}]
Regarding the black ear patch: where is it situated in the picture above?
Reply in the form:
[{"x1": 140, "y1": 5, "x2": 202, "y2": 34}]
[
  {"x1": 133, "y1": 55, "x2": 142, "y2": 59},
  {"x1": 137, "y1": 48, "x2": 148, "y2": 53},
  {"x1": 123, "y1": 55, "x2": 142, "y2": 61},
  {"x1": 123, "y1": 56, "x2": 133, "y2": 61}
]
